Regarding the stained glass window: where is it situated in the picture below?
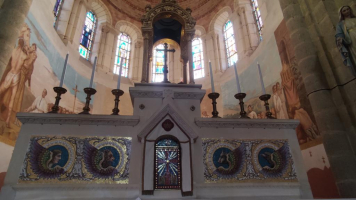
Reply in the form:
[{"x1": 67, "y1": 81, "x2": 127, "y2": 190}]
[
  {"x1": 152, "y1": 44, "x2": 165, "y2": 82},
  {"x1": 79, "y1": 11, "x2": 96, "y2": 60},
  {"x1": 155, "y1": 138, "x2": 181, "y2": 189},
  {"x1": 224, "y1": 20, "x2": 238, "y2": 67},
  {"x1": 251, "y1": 0, "x2": 263, "y2": 41},
  {"x1": 53, "y1": 0, "x2": 64, "y2": 27},
  {"x1": 114, "y1": 33, "x2": 131, "y2": 77},
  {"x1": 192, "y1": 38, "x2": 205, "y2": 79}
]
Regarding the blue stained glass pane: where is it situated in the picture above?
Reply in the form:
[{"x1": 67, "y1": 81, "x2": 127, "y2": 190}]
[
  {"x1": 79, "y1": 11, "x2": 96, "y2": 59},
  {"x1": 156, "y1": 139, "x2": 178, "y2": 147}
]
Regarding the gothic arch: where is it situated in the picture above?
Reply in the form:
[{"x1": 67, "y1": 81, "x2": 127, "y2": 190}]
[
  {"x1": 208, "y1": 6, "x2": 233, "y2": 33},
  {"x1": 115, "y1": 20, "x2": 142, "y2": 41},
  {"x1": 194, "y1": 25, "x2": 206, "y2": 36},
  {"x1": 141, "y1": 0, "x2": 196, "y2": 32},
  {"x1": 91, "y1": 0, "x2": 112, "y2": 25}
]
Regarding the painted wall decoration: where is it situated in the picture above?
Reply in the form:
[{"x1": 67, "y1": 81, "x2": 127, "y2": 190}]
[
  {"x1": 202, "y1": 139, "x2": 297, "y2": 183},
  {"x1": 274, "y1": 20, "x2": 321, "y2": 149},
  {"x1": 19, "y1": 136, "x2": 131, "y2": 184},
  {"x1": 0, "y1": 13, "x2": 100, "y2": 146}
]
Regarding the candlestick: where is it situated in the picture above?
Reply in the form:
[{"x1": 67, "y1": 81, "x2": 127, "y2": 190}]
[
  {"x1": 233, "y1": 62, "x2": 241, "y2": 93},
  {"x1": 89, "y1": 57, "x2": 97, "y2": 88},
  {"x1": 59, "y1": 53, "x2": 69, "y2": 87},
  {"x1": 259, "y1": 94, "x2": 275, "y2": 119},
  {"x1": 209, "y1": 61, "x2": 215, "y2": 93},
  {"x1": 257, "y1": 62, "x2": 266, "y2": 94},
  {"x1": 117, "y1": 57, "x2": 124, "y2": 89},
  {"x1": 111, "y1": 89, "x2": 124, "y2": 115},
  {"x1": 234, "y1": 93, "x2": 250, "y2": 119},
  {"x1": 48, "y1": 87, "x2": 67, "y2": 113},
  {"x1": 79, "y1": 88, "x2": 97, "y2": 115},
  {"x1": 208, "y1": 92, "x2": 220, "y2": 118}
]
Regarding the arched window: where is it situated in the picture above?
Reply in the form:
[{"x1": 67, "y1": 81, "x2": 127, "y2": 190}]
[
  {"x1": 114, "y1": 33, "x2": 131, "y2": 77},
  {"x1": 224, "y1": 20, "x2": 238, "y2": 67},
  {"x1": 53, "y1": 0, "x2": 64, "y2": 27},
  {"x1": 79, "y1": 11, "x2": 96, "y2": 60},
  {"x1": 251, "y1": 0, "x2": 263, "y2": 41},
  {"x1": 152, "y1": 44, "x2": 165, "y2": 82},
  {"x1": 155, "y1": 137, "x2": 181, "y2": 189},
  {"x1": 192, "y1": 38, "x2": 205, "y2": 79}
]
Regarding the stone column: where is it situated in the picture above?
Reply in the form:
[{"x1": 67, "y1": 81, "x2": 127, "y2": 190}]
[
  {"x1": 0, "y1": 0, "x2": 33, "y2": 79},
  {"x1": 187, "y1": 31, "x2": 195, "y2": 84},
  {"x1": 132, "y1": 41, "x2": 142, "y2": 81},
  {"x1": 279, "y1": 0, "x2": 356, "y2": 197},
  {"x1": 141, "y1": 30, "x2": 152, "y2": 83}
]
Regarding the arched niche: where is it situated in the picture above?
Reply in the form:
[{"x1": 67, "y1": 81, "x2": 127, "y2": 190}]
[
  {"x1": 142, "y1": 114, "x2": 194, "y2": 196},
  {"x1": 140, "y1": 0, "x2": 196, "y2": 83}
]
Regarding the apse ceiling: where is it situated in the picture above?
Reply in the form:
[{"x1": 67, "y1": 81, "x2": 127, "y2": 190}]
[{"x1": 106, "y1": 0, "x2": 225, "y2": 21}]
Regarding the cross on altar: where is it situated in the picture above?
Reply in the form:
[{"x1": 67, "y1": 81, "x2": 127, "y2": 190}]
[{"x1": 156, "y1": 43, "x2": 175, "y2": 83}]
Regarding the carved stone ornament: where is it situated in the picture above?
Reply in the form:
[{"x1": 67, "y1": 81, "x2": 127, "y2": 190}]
[
  {"x1": 141, "y1": 0, "x2": 196, "y2": 31},
  {"x1": 190, "y1": 106, "x2": 195, "y2": 111},
  {"x1": 195, "y1": 118, "x2": 299, "y2": 129},
  {"x1": 162, "y1": 119, "x2": 174, "y2": 132},
  {"x1": 17, "y1": 113, "x2": 140, "y2": 127},
  {"x1": 139, "y1": 104, "x2": 145, "y2": 110}
]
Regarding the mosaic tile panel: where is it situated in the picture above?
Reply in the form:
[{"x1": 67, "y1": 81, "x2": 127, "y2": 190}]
[
  {"x1": 202, "y1": 139, "x2": 297, "y2": 183},
  {"x1": 19, "y1": 136, "x2": 131, "y2": 184}
]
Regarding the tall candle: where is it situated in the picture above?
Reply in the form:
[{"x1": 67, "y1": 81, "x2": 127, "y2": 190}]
[
  {"x1": 209, "y1": 61, "x2": 215, "y2": 93},
  {"x1": 89, "y1": 57, "x2": 97, "y2": 88},
  {"x1": 233, "y1": 62, "x2": 241, "y2": 93},
  {"x1": 117, "y1": 57, "x2": 124, "y2": 89},
  {"x1": 59, "y1": 53, "x2": 69, "y2": 87},
  {"x1": 257, "y1": 62, "x2": 266, "y2": 94}
]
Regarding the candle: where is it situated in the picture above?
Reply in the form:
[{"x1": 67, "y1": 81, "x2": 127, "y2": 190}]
[
  {"x1": 209, "y1": 61, "x2": 215, "y2": 93},
  {"x1": 59, "y1": 53, "x2": 69, "y2": 87},
  {"x1": 89, "y1": 57, "x2": 97, "y2": 88},
  {"x1": 233, "y1": 62, "x2": 241, "y2": 93},
  {"x1": 257, "y1": 62, "x2": 266, "y2": 94},
  {"x1": 117, "y1": 57, "x2": 124, "y2": 89}
]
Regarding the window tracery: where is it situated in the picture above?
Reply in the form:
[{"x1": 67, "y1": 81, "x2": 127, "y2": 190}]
[
  {"x1": 114, "y1": 33, "x2": 131, "y2": 77},
  {"x1": 251, "y1": 0, "x2": 263, "y2": 41},
  {"x1": 224, "y1": 20, "x2": 238, "y2": 67},
  {"x1": 79, "y1": 11, "x2": 96, "y2": 60},
  {"x1": 152, "y1": 44, "x2": 165, "y2": 82},
  {"x1": 53, "y1": 0, "x2": 64, "y2": 27},
  {"x1": 192, "y1": 38, "x2": 205, "y2": 79}
]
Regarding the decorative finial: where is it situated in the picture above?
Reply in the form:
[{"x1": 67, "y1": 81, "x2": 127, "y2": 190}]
[
  {"x1": 145, "y1": 4, "x2": 151, "y2": 13},
  {"x1": 186, "y1": 7, "x2": 192, "y2": 15}
]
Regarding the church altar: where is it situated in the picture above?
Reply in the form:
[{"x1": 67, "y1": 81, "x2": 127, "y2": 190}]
[{"x1": 0, "y1": 83, "x2": 312, "y2": 200}]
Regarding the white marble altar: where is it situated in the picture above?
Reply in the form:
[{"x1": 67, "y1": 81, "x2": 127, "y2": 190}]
[{"x1": 0, "y1": 83, "x2": 312, "y2": 200}]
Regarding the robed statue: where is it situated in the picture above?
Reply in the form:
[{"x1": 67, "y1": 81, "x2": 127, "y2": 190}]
[{"x1": 336, "y1": 6, "x2": 356, "y2": 76}]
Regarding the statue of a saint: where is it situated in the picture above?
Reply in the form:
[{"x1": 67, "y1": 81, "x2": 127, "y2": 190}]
[{"x1": 336, "y1": 6, "x2": 356, "y2": 76}]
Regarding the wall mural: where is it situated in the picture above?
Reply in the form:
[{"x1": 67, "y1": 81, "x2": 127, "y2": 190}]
[
  {"x1": 0, "y1": 13, "x2": 95, "y2": 146},
  {"x1": 19, "y1": 136, "x2": 131, "y2": 184},
  {"x1": 202, "y1": 139, "x2": 297, "y2": 183}
]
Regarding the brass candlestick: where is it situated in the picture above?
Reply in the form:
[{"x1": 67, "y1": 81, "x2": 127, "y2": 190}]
[
  {"x1": 234, "y1": 93, "x2": 250, "y2": 119},
  {"x1": 79, "y1": 87, "x2": 96, "y2": 115},
  {"x1": 259, "y1": 94, "x2": 275, "y2": 119},
  {"x1": 208, "y1": 92, "x2": 221, "y2": 118},
  {"x1": 111, "y1": 89, "x2": 124, "y2": 115},
  {"x1": 49, "y1": 87, "x2": 67, "y2": 113}
]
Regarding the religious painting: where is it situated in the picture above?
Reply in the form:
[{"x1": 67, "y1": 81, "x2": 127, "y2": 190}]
[
  {"x1": 155, "y1": 138, "x2": 181, "y2": 189},
  {"x1": 0, "y1": 14, "x2": 96, "y2": 146},
  {"x1": 202, "y1": 139, "x2": 297, "y2": 183},
  {"x1": 19, "y1": 136, "x2": 131, "y2": 184},
  {"x1": 274, "y1": 20, "x2": 322, "y2": 149},
  {"x1": 0, "y1": 23, "x2": 38, "y2": 145}
]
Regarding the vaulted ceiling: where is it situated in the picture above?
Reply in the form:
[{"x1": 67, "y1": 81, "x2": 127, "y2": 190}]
[{"x1": 103, "y1": 0, "x2": 234, "y2": 30}]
